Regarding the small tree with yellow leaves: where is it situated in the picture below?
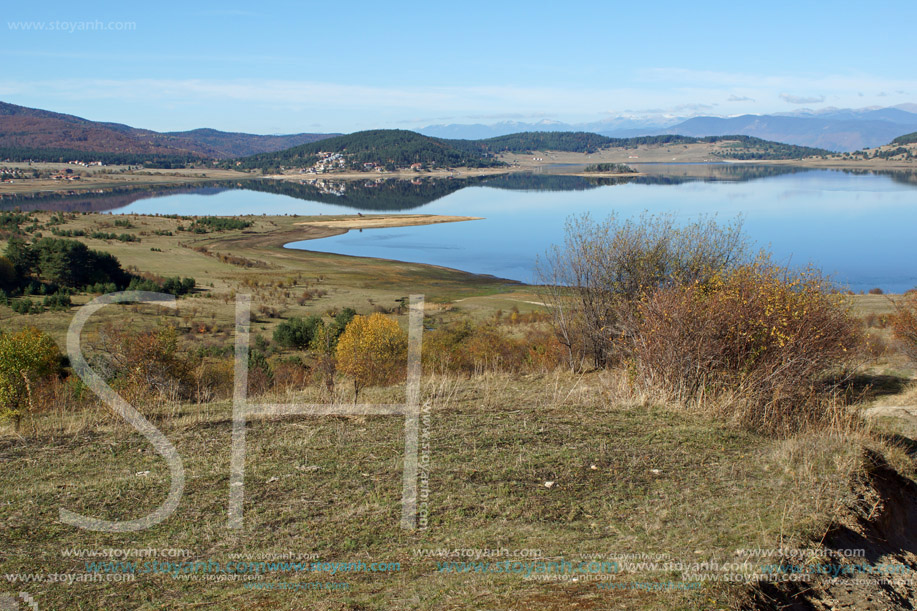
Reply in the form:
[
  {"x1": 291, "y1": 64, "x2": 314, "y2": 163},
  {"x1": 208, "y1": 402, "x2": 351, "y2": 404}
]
[
  {"x1": 335, "y1": 313, "x2": 407, "y2": 400},
  {"x1": 0, "y1": 327, "x2": 61, "y2": 432}
]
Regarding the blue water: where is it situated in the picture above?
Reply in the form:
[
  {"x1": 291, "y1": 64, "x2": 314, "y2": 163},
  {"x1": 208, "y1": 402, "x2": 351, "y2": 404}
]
[
  {"x1": 19, "y1": 167, "x2": 917, "y2": 292},
  {"x1": 287, "y1": 171, "x2": 917, "y2": 292}
]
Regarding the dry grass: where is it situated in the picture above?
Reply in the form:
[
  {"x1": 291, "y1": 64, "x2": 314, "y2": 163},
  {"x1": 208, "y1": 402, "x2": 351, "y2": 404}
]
[{"x1": 1, "y1": 371, "x2": 894, "y2": 610}]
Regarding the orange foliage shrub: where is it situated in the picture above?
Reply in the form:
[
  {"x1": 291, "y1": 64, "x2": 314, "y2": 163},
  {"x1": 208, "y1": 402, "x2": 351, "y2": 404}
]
[
  {"x1": 272, "y1": 360, "x2": 312, "y2": 393},
  {"x1": 92, "y1": 324, "x2": 194, "y2": 406},
  {"x1": 630, "y1": 262, "x2": 862, "y2": 434},
  {"x1": 422, "y1": 321, "x2": 564, "y2": 376}
]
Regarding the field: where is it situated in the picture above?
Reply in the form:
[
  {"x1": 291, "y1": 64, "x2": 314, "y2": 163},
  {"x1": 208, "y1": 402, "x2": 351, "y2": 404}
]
[
  {"x1": 501, "y1": 146, "x2": 917, "y2": 170},
  {"x1": 1, "y1": 211, "x2": 916, "y2": 610},
  {"x1": 4, "y1": 370, "x2": 905, "y2": 610},
  {"x1": 0, "y1": 163, "x2": 251, "y2": 196}
]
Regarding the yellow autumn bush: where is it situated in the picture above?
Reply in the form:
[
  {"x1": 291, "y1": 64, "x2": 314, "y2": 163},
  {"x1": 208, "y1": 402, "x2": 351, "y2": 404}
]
[
  {"x1": 630, "y1": 261, "x2": 862, "y2": 434},
  {"x1": 335, "y1": 313, "x2": 408, "y2": 399},
  {"x1": 0, "y1": 327, "x2": 62, "y2": 430}
]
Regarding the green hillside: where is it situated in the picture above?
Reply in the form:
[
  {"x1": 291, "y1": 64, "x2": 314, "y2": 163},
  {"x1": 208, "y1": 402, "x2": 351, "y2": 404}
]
[
  {"x1": 231, "y1": 129, "x2": 832, "y2": 172},
  {"x1": 701, "y1": 135, "x2": 831, "y2": 160},
  {"x1": 0, "y1": 146, "x2": 197, "y2": 167},
  {"x1": 452, "y1": 132, "x2": 829, "y2": 158},
  {"x1": 454, "y1": 131, "x2": 615, "y2": 154},
  {"x1": 233, "y1": 129, "x2": 504, "y2": 171},
  {"x1": 891, "y1": 131, "x2": 917, "y2": 145}
]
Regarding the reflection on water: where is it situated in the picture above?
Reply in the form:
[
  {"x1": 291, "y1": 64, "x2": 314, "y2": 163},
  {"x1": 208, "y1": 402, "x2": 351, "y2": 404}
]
[
  {"x1": 4, "y1": 165, "x2": 917, "y2": 213},
  {"x1": 2, "y1": 166, "x2": 916, "y2": 292},
  {"x1": 0, "y1": 183, "x2": 236, "y2": 213}
]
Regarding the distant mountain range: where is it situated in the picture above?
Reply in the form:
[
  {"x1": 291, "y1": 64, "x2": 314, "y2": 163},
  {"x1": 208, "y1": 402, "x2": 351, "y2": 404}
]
[
  {"x1": 5, "y1": 101, "x2": 917, "y2": 164},
  {"x1": 419, "y1": 105, "x2": 917, "y2": 152},
  {"x1": 0, "y1": 101, "x2": 338, "y2": 160},
  {"x1": 418, "y1": 118, "x2": 677, "y2": 141}
]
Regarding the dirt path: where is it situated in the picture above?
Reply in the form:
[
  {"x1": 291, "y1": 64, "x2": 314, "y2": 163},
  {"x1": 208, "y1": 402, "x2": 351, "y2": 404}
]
[{"x1": 742, "y1": 451, "x2": 917, "y2": 610}]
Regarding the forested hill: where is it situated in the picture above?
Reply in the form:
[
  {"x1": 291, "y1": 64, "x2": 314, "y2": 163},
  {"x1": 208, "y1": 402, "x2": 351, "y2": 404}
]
[
  {"x1": 451, "y1": 131, "x2": 615, "y2": 154},
  {"x1": 0, "y1": 100, "x2": 336, "y2": 161},
  {"x1": 232, "y1": 130, "x2": 506, "y2": 171},
  {"x1": 891, "y1": 132, "x2": 917, "y2": 145},
  {"x1": 455, "y1": 132, "x2": 831, "y2": 159},
  {"x1": 236, "y1": 129, "x2": 831, "y2": 171}
]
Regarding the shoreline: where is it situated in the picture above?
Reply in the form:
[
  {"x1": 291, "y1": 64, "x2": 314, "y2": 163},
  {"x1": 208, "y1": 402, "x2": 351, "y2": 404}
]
[
  {"x1": 2, "y1": 158, "x2": 915, "y2": 198},
  {"x1": 265, "y1": 167, "x2": 514, "y2": 181},
  {"x1": 293, "y1": 214, "x2": 483, "y2": 230},
  {"x1": 192, "y1": 213, "x2": 520, "y2": 286}
]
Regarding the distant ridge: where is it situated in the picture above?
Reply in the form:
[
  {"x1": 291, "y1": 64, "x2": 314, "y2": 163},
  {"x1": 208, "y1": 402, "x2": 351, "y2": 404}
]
[
  {"x1": 891, "y1": 131, "x2": 917, "y2": 146},
  {"x1": 0, "y1": 101, "x2": 338, "y2": 160},
  {"x1": 659, "y1": 114, "x2": 917, "y2": 152},
  {"x1": 420, "y1": 105, "x2": 917, "y2": 152}
]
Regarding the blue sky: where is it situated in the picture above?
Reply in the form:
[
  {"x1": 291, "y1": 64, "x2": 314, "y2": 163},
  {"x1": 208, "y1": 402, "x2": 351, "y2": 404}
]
[{"x1": 1, "y1": 0, "x2": 915, "y2": 133}]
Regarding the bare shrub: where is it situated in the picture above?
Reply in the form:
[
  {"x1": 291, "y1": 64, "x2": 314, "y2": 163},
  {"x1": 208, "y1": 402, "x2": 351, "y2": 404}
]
[
  {"x1": 630, "y1": 261, "x2": 863, "y2": 434},
  {"x1": 536, "y1": 212, "x2": 748, "y2": 370},
  {"x1": 422, "y1": 321, "x2": 563, "y2": 376},
  {"x1": 864, "y1": 333, "x2": 889, "y2": 359},
  {"x1": 863, "y1": 312, "x2": 889, "y2": 329},
  {"x1": 272, "y1": 360, "x2": 312, "y2": 393}
]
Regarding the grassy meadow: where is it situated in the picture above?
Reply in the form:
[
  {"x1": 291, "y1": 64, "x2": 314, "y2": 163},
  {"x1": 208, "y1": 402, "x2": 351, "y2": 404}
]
[{"x1": 1, "y1": 210, "x2": 916, "y2": 610}]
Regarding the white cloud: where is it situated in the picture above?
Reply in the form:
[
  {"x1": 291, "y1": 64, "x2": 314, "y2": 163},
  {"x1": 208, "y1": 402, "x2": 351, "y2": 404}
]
[
  {"x1": 2, "y1": 72, "x2": 915, "y2": 132},
  {"x1": 779, "y1": 93, "x2": 825, "y2": 104}
]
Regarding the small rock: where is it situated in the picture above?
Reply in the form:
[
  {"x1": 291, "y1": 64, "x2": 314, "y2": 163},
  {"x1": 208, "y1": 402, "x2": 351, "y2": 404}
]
[
  {"x1": 544, "y1": 481, "x2": 555, "y2": 488},
  {"x1": 650, "y1": 469, "x2": 661, "y2": 475}
]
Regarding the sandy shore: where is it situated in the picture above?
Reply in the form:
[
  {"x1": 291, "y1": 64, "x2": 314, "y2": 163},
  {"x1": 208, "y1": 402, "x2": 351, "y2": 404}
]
[
  {"x1": 294, "y1": 214, "x2": 482, "y2": 230},
  {"x1": 752, "y1": 158, "x2": 917, "y2": 170},
  {"x1": 566, "y1": 171, "x2": 644, "y2": 178}
]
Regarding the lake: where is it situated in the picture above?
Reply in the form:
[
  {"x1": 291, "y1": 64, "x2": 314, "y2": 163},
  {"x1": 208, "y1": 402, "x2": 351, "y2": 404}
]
[{"x1": 6, "y1": 165, "x2": 917, "y2": 292}]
